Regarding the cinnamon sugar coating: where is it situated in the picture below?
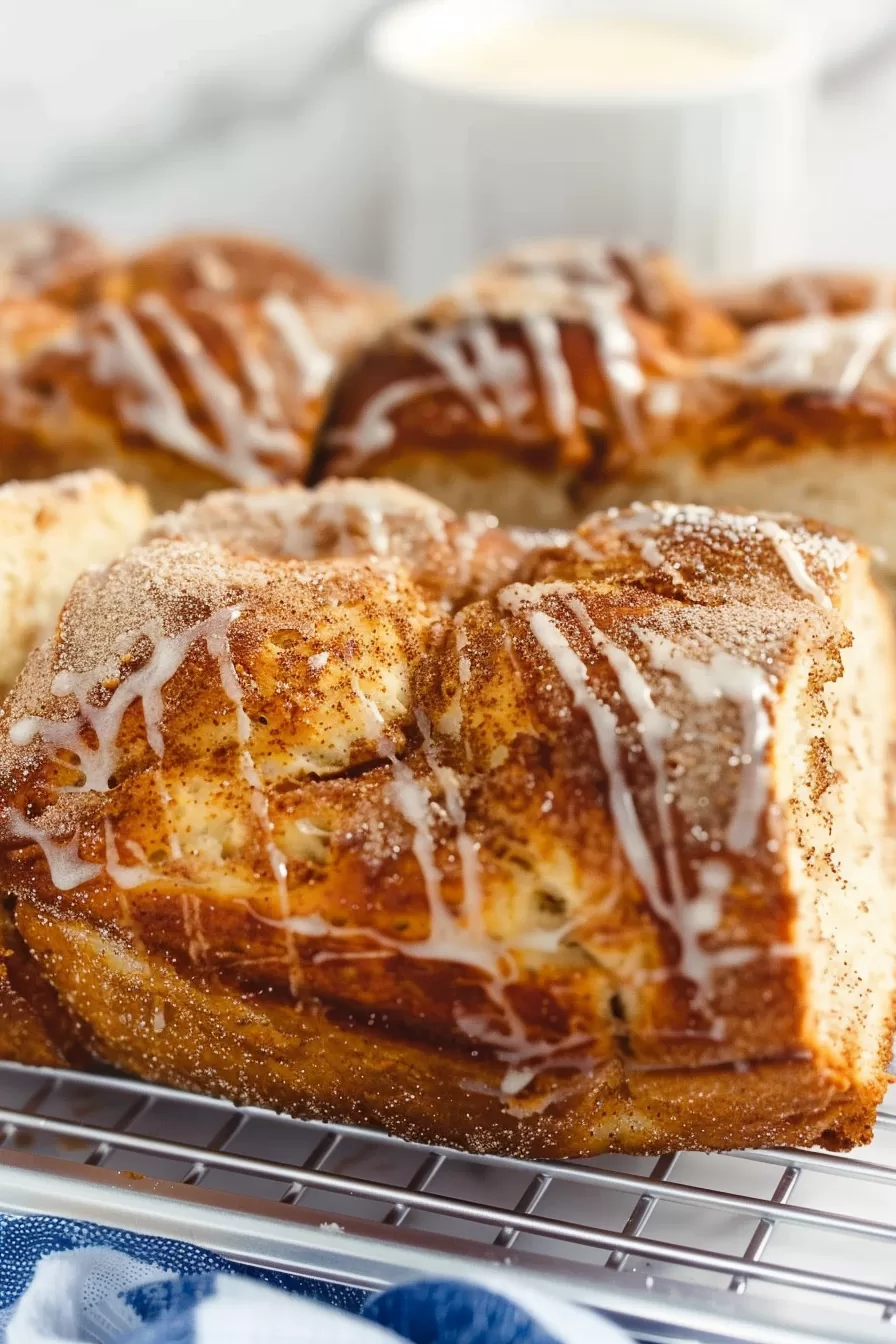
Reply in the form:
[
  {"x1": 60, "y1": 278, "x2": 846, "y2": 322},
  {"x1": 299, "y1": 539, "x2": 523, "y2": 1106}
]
[{"x1": 0, "y1": 481, "x2": 892, "y2": 1156}]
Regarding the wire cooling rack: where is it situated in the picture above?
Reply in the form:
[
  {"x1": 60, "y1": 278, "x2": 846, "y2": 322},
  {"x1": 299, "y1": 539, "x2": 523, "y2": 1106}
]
[{"x1": 0, "y1": 1064, "x2": 895, "y2": 1343}]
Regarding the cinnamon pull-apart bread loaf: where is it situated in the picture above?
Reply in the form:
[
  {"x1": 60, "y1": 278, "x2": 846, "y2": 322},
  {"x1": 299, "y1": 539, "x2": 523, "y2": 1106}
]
[
  {"x1": 314, "y1": 241, "x2": 740, "y2": 529},
  {"x1": 0, "y1": 490, "x2": 893, "y2": 1156},
  {"x1": 0, "y1": 232, "x2": 398, "y2": 509},
  {"x1": 602, "y1": 310, "x2": 896, "y2": 596}
]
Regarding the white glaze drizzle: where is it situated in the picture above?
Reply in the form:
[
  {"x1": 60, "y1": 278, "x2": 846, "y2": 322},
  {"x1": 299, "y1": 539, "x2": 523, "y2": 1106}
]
[
  {"x1": 690, "y1": 859, "x2": 734, "y2": 936},
  {"x1": 267, "y1": 676, "x2": 591, "y2": 1085},
  {"x1": 646, "y1": 380, "x2": 682, "y2": 419},
  {"x1": 11, "y1": 608, "x2": 245, "y2": 792},
  {"x1": 204, "y1": 612, "x2": 300, "y2": 996},
  {"x1": 406, "y1": 318, "x2": 540, "y2": 429},
  {"x1": 505, "y1": 592, "x2": 661, "y2": 899},
  {"x1": 305, "y1": 481, "x2": 450, "y2": 559},
  {"x1": 501, "y1": 583, "x2": 727, "y2": 999},
  {"x1": 12, "y1": 606, "x2": 300, "y2": 989},
  {"x1": 784, "y1": 273, "x2": 827, "y2": 317},
  {"x1": 416, "y1": 707, "x2": 484, "y2": 941},
  {"x1": 191, "y1": 250, "x2": 237, "y2": 293},
  {"x1": 89, "y1": 303, "x2": 221, "y2": 472},
  {"x1": 137, "y1": 293, "x2": 300, "y2": 468},
  {"x1": 730, "y1": 310, "x2": 896, "y2": 398},
  {"x1": 103, "y1": 820, "x2": 157, "y2": 890},
  {"x1": 637, "y1": 628, "x2": 771, "y2": 854},
  {"x1": 520, "y1": 314, "x2": 577, "y2": 433},
  {"x1": 511, "y1": 249, "x2": 648, "y2": 444},
  {"x1": 437, "y1": 621, "x2": 471, "y2": 739},
  {"x1": 638, "y1": 537, "x2": 666, "y2": 569},
  {"x1": 88, "y1": 297, "x2": 302, "y2": 485},
  {"x1": 326, "y1": 375, "x2": 446, "y2": 455},
  {"x1": 101, "y1": 818, "x2": 153, "y2": 948},
  {"x1": 261, "y1": 293, "x2": 335, "y2": 397},
  {"x1": 582, "y1": 284, "x2": 646, "y2": 446},
  {"x1": 466, "y1": 318, "x2": 533, "y2": 422},
  {"x1": 755, "y1": 519, "x2": 832, "y2": 608},
  {"x1": 331, "y1": 250, "x2": 657, "y2": 454},
  {"x1": 404, "y1": 328, "x2": 501, "y2": 426},
  {"x1": 836, "y1": 312, "x2": 894, "y2": 398},
  {"x1": 6, "y1": 813, "x2": 100, "y2": 891}
]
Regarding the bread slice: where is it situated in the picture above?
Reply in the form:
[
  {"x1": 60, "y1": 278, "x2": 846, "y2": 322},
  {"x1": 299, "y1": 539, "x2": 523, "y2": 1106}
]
[
  {"x1": 0, "y1": 469, "x2": 151, "y2": 696},
  {"x1": 0, "y1": 499, "x2": 893, "y2": 1155}
]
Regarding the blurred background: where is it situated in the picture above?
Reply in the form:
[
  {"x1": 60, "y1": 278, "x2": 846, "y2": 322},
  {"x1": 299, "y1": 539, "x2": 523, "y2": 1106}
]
[{"x1": 1, "y1": 0, "x2": 895, "y2": 289}]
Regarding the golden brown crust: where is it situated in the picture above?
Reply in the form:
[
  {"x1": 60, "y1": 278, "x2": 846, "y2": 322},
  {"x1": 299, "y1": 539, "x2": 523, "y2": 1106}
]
[
  {"x1": 316, "y1": 253, "x2": 896, "y2": 559},
  {"x1": 0, "y1": 233, "x2": 399, "y2": 509},
  {"x1": 314, "y1": 239, "x2": 738, "y2": 497},
  {"x1": 0, "y1": 901, "x2": 85, "y2": 1067},
  {"x1": 16, "y1": 906, "x2": 886, "y2": 1156},
  {"x1": 0, "y1": 487, "x2": 891, "y2": 1154},
  {"x1": 0, "y1": 467, "x2": 151, "y2": 1063},
  {"x1": 44, "y1": 231, "x2": 393, "y2": 318}
]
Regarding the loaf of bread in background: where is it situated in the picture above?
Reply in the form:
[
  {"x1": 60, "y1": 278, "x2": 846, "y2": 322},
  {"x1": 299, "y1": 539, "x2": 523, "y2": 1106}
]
[
  {"x1": 0, "y1": 484, "x2": 892, "y2": 1156},
  {"x1": 315, "y1": 241, "x2": 896, "y2": 596},
  {"x1": 314, "y1": 240, "x2": 734, "y2": 529},
  {"x1": 0, "y1": 231, "x2": 398, "y2": 510}
]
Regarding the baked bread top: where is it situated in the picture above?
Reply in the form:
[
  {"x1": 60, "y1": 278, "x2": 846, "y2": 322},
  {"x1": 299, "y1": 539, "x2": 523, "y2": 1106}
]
[
  {"x1": 685, "y1": 310, "x2": 896, "y2": 460},
  {"x1": 315, "y1": 244, "x2": 896, "y2": 537},
  {"x1": 0, "y1": 232, "x2": 399, "y2": 508},
  {"x1": 144, "y1": 477, "x2": 557, "y2": 612},
  {"x1": 479, "y1": 239, "x2": 742, "y2": 356},
  {"x1": 314, "y1": 241, "x2": 737, "y2": 488}
]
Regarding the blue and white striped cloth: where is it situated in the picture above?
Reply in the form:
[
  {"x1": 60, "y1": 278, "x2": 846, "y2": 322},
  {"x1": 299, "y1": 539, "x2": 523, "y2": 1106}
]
[{"x1": 0, "y1": 1214, "x2": 632, "y2": 1343}]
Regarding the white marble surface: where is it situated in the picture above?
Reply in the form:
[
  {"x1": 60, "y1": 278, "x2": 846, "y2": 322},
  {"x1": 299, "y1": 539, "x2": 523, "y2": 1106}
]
[{"x1": 1, "y1": 0, "x2": 895, "y2": 288}]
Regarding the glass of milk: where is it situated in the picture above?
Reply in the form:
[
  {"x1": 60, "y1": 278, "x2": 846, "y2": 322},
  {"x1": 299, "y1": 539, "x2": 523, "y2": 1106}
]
[{"x1": 369, "y1": 0, "x2": 815, "y2": 295}]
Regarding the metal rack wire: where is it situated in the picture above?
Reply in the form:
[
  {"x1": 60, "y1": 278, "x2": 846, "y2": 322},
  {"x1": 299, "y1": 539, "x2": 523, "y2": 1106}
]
[{"x1": 0, "y1": 1062, "x2": 895, "y2": 1343}]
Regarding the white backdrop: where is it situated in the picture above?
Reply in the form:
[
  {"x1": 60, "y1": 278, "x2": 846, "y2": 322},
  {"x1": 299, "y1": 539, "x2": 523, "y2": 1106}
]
[{"x1": 0, "y1": 0, "x2": 894, "y2": 285}]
